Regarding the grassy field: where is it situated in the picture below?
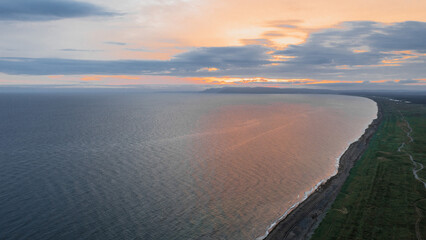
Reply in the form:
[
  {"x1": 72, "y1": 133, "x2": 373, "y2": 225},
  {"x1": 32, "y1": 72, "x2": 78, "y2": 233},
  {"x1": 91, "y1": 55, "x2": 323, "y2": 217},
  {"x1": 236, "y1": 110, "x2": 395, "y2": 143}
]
[{"x1": 311, "y1": 97, "x2": 426, "y2": 240}]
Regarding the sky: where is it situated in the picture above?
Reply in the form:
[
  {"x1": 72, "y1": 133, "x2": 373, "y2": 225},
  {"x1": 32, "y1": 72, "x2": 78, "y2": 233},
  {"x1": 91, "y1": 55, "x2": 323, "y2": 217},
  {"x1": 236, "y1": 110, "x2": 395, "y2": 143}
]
[{"x1": 0, "y1": 0, "x2": 425, "y2": 89}]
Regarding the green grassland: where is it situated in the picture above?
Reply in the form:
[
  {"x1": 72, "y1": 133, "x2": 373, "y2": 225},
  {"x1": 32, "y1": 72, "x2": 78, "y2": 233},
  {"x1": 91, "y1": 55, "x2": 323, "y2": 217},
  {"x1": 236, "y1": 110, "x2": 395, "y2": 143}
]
[{"x1": 311, "y1": 98, "x2": 426, "y2": 240}]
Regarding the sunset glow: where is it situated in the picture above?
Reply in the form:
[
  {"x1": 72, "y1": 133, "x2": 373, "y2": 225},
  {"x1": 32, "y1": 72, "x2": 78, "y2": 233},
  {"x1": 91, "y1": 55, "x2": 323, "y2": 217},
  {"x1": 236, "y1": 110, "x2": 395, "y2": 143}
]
[{"x1": 0, "y1": 0, "x2": 425, "y2": 89}]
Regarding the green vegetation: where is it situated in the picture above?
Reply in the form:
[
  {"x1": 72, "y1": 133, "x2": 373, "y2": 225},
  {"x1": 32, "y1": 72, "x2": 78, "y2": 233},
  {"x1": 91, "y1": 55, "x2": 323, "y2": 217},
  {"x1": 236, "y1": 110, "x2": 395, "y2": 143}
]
[{"x1": 312, "y1": 98, "x2": 426, "y2": 240}]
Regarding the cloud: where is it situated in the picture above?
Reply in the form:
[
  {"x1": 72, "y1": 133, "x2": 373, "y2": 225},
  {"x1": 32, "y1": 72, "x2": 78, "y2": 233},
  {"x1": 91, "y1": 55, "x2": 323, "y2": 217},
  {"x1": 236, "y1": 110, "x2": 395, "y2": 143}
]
[
  {"x1": 266, "y1": 19, "x2": 304, "y2": 28},
  {"x1": 104, "y1": 41, "x2": 127, "y2": 46},
  {"x1": 125, "y1": 48, "x2": 154, "y2": 52},
  {"x1": 0, "y1": 45, "x2": 271, "y2": 75},
  {"x1": 265, "y1": 21, "x2": 426, "y2": 81},
  {"x1": 262, "y1": 31, "x2": 286, "y2": 37},
  {"x1": 60, "y1": 48, "x2": 103, "y2": 52},
  {"x1": 173, "y1": 45, "x2": 271, "y2": 67},
  {"x1": 275, "y1": 22, "x2": 381, "y2": 66},
  {"x1": 0, "y1": 21, "x2": 424, "y2": 85},
  {"x1": 0, "y1": 57, "x2": 167, "y2": 75},
  {"x1": 366, "y1": 22, "x2": 426, "y2": 53},
  {"x1": 240, "y1": 38, "x2": 274, "y2": 46},
  {"x1": 397, "y1": 79, "x2": 421, "y2": 84},
  {"x1": 0, "y1": 0, "x2": 116, "y2": 21},
  {"x1": 275, "y1": 21, "x2": 426, "y2": 66}
]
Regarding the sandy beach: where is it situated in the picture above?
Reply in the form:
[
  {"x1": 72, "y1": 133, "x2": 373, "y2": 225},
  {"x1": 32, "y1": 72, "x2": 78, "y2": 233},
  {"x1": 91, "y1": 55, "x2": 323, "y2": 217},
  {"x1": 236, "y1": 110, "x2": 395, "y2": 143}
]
[{"x1": 264, "y1": 98, "x2": 383, "y2": 240}]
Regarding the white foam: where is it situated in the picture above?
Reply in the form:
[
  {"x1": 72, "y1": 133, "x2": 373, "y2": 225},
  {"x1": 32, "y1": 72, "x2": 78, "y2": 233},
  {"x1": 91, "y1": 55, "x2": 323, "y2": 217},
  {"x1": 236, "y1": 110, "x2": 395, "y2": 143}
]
[{"x1": 256, "y1": 135, "x2": 364, "y2": 240}]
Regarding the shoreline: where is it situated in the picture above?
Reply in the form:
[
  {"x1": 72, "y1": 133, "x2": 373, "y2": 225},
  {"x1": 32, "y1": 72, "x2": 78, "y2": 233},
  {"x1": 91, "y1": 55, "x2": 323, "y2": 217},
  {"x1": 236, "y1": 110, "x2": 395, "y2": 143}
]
[{"x1": 263, "y1": 98, "x2": 383, "y2": 240}]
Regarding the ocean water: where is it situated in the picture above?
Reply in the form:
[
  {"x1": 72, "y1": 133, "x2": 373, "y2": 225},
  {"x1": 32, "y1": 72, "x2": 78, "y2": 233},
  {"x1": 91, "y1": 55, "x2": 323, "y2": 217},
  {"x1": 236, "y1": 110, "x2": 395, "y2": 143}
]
[{"x1": 0, "y1": 92, "x2": 377, "y2": 240}]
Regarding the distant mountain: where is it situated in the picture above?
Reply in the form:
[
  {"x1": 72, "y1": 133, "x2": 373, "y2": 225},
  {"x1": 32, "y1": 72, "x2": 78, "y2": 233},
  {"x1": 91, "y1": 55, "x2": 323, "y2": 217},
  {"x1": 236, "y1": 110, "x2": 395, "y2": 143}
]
[{"x1": 203, "y1": 87, "x2": 336, "y2": 94}]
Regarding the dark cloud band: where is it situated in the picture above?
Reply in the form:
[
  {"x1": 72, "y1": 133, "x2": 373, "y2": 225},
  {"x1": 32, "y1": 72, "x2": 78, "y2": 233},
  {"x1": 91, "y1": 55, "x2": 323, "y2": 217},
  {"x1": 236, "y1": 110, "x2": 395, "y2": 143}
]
[{"x1": 0, "y1": 0, "x2": 116, "y2": 21}]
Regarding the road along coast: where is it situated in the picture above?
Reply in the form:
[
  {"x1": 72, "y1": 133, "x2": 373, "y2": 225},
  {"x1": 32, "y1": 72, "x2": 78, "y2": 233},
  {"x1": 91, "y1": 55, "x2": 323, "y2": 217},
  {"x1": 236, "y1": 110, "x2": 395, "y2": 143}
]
[{"x1": 264, "y1": 99, "x2": 383, "y2": 240}]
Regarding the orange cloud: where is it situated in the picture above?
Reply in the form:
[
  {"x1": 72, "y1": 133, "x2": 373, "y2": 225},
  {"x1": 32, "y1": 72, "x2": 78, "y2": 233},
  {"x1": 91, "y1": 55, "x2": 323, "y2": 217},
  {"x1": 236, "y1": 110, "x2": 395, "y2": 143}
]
[
  {"x1": 380, "y1": 50, "x2": 426, "y2": 64},
  {"x1": 336, "y1": 65, "x2": 352, "y2": 70},
  {"x1": 48, "y1": 75, "x2": 64, "y2": 79},
  {"x1": 190, "y1": 77, "x2": 316, "y2": 85},
  {"x1": 269, "y1": 55, "x2": 296, "y2": 62},
  {"x1": 353, "y1": 49, "x2": 369, "y2": 53},
  {"x1": 105, "y1": 0, "x2": 426, "y2": 60},
  {"x1": 381, "y1": 55, "x2": 417, "y2": 64},
  {"x1": 189, "y1": 77, "x2": 372, "y2": 86},
  {"x1": 197, "y1": 67, "x2": 220, "y2": 72}
]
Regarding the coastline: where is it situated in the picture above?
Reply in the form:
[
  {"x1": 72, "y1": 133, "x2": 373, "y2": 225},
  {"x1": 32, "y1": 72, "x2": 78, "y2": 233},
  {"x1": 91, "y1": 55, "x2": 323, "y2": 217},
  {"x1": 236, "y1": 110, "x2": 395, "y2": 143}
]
[{"x1": 263, "y1": 98, "x2": 383, "y2": 240}]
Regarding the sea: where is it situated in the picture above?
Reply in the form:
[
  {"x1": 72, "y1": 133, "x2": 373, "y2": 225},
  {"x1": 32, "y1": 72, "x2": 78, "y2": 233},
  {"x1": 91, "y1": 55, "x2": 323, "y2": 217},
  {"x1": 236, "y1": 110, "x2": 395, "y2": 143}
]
[{"x1": 0, "y1": 92, "x2": 377, "y2": 239}]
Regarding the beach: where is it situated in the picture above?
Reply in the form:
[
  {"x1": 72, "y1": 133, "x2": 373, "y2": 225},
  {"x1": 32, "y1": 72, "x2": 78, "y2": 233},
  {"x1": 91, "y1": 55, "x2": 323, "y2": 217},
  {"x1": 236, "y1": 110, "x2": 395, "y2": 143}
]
[{"x1": 264, "y1": 98, "x2": 383, "y2": 240}]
